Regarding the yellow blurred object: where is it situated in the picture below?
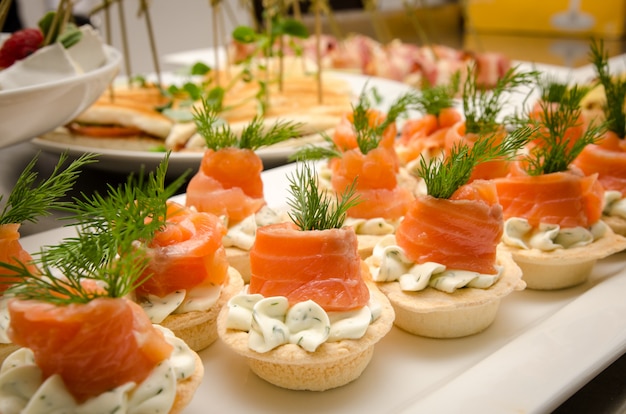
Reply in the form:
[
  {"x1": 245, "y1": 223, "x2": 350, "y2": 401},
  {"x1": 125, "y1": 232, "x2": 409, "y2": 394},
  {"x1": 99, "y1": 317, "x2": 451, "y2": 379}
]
[{"x1": 465, "y1": 0, "x2": 626, "y2": 38}]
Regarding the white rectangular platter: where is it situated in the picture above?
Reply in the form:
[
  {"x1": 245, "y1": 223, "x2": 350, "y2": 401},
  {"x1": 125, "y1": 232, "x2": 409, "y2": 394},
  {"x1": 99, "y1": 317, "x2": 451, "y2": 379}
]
[{"x1": 18, "y1": 161, "x2": 626, "y2": 414}]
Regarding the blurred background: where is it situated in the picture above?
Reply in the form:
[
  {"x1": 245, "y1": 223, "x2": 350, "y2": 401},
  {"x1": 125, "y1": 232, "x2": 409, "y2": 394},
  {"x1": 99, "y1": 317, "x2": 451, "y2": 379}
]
[{"x1": 8, "y1": 0, "x2": 625, "y2": 75}]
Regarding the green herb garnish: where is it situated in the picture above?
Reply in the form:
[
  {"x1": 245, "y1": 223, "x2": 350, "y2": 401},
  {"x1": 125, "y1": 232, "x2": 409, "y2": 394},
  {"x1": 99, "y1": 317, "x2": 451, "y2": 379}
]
[
  {"x1": 193, "y1": 98, "x2": 303, "y2": 151},
  {"x1": 589, "y1": 39, "x2": 626, "y2": 138},
  {"x1": 521, "y1": 95, "x2": 605, "y2": 176},
  {"x1": 412, "y1": 71, "x2": 460, "y2": 116},
  {"x1": 0, "y1": 152, "x2": 97, "y2": 226},
  {"x1": 352, "y1": 90, "x2": 416, "y2": 154},
  {"x1": 286, "y1": 162, "x2": 360, "y2": 231},
  {"x1": 2, "y1": 155, "x2": 187, "y2": 304},
  {"x1": 289, "y1": 88, "x2": 417, "y2": 162},
  {"x1": 416, "y1": 126, "x2": 535, "y2": 199},
  {"x1": 463, "y1": 64, "x2": 538, "y2": 134},
  {"x1": 537, "y1": 77, "x2": 590, "y2": 106}
]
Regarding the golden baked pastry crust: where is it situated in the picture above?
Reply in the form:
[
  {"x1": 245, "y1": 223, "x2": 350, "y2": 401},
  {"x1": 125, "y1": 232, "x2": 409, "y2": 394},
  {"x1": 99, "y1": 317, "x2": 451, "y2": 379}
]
[
  {"x1": 161, "y1": 267, "x2": 244, "y2": 351},
  {"x1": 499, "y1": 225, "x2": 626, "y2": 290},
  {"x1": 169, "y1": 348, "x2": 204, "y2": 414},
  {"x1": 375, "y1": 250, "x2": 524, "y2": 338},
  {"x1": 217, "y1": 280, "x2": 394, "y2": 391}
]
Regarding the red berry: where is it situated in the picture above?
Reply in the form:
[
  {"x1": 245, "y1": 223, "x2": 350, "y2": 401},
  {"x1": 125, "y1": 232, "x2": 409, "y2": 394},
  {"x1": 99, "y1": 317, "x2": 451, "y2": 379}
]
[{"x1": 0, "y1": 28, "x2": 44, "y2": 68}]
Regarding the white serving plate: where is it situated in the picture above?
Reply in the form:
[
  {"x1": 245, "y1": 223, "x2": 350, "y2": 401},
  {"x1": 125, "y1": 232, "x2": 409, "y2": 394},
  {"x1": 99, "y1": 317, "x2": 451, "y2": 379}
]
[
  {"x1": 32, "y1": 72, "x2": 416, "y2": 175},
  {"x1": 18, "y1": 162, "x2": 626, "y2": 414}
]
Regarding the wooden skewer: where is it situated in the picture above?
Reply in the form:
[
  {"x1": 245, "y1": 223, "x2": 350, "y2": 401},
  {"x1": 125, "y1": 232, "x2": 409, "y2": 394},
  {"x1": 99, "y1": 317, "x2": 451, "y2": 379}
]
[
  {"x1": 115, "y1": 0, "x2": 133, "y2": 85},
  {"x1": 0, "y1": 0, "x2": 12, "y2": 31},
  {"x1": 138, "y1": 0, "x2": 162, "y2": 87}
]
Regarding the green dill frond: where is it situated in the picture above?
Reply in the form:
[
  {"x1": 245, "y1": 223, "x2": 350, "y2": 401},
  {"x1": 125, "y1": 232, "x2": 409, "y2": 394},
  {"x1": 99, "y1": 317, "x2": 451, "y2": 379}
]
[
  {"x1": 193, "y1": 96, "x2": 303, "y2": 151},
  {"x1": 537, "y1": 76, "x2": 591, "y2": 107},
  {"x1": 286, "y1": 162, "x2": 361, "y2": 231},
  {"x1": 2, "y1": 155, "x2": 187, "y2": 304},
  {"x1": 463, "y1": 64, "x2": 538, "y2": 134},
  {"x1": 288, "y1": 131, "x2": 342, "y2": 162},
  {"x1": 589, "y1": 39, "x2": 626, "y2": 138},
  {"x1": 522, "y1": 99, "x2": 605, "y2": 176},
  {"x1": 416, "y1": 126, "x2": 534, "y2": 199},
  {"x1": 413, "y1": 71, "x2": 460, "y2": 116},
  {"x1": 0, "y1": 152, "x2": 97, "y2": 226},
  {"x1": 352, "y1": 90, "x2": 416, "y2": 154}
]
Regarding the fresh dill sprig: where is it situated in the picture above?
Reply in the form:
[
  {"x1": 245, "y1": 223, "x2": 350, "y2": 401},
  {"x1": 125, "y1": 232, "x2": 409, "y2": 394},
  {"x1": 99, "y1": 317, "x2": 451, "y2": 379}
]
[
  {"x1": 522, "y1": 97, "x2": 605, "y2": 176},
  {"x1": 416, "y1": 126, "x2": 535, "y2": 199},
  {"x1": 537, "y1": 77, "x2": 591, "y2": 106},
  {"x1": 412, "y1": 71, "x2": 460, "y2": 116},
  {"x1": 589, "y1": 39, "x2": 626, "y2": 138},
  {"x1": 288, "y1": 133, "x2": 342, "y2": 162},
  {"x1": 352, "y1": 90, "x2": 417, "y2": 154},
  {"x1": 0, "y1": 152, "x2": 97, "y2": 226},
  {"x1": 463, "y1": 64, "x2": 538, "y2": 134},
  {"x1": 193, "y1": 96, "x2": 303, "y2": 151},
  {"x1": 2, "y1": 156, "x2": 188, "y2": 305},
  {"x1": 286, "y1": 162, "x2": 361, "y2": 231}
]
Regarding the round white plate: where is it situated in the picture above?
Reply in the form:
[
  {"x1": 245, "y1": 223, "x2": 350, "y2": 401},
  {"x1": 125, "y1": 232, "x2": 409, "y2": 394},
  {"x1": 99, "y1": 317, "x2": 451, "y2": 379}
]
[{"x1": 32, "y1": 72, "x2": 416, "y2": 176}]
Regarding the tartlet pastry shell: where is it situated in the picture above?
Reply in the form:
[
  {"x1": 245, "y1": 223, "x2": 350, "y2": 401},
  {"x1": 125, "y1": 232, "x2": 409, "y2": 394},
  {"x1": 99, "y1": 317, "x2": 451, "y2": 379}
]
[
  {"x1": 498, "y1": 226, "x2": 626, "y2": 290},
  {"x1": 161, "y1": 267, "x2": 244, "y2": 351},
  {"x1": 170, "y1": 348, "x2": 205, "y2": 414},
  {"x1": 375, "y1": 250, "x2": 524, "y2": 338},
  {"x1": 217, "y1": 282, "x2": 394, "y2": 391}
]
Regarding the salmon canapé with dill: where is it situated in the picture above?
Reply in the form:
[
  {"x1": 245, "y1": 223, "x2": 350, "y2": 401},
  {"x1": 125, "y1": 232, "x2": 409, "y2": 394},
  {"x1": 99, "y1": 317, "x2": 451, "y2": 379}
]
[
  {"x1": 0, "y1": 152, "x2": 96, "y2": 363},
  {"x1": 573, "y1": 40, "x2": 626, "y2": 235},
  {"x1": 365, "y1": 128, "x2": 529, "y2": 338},
  {"x1": 133, "y1": 200, "x2": 244, "y2": 352},
  {"x1": 443, "y1": 65, "x2": 537, "y2": 182},
  {"x1": 185, "y1": 100, "x2": 303, "y2": 281},
  {"x1": 496, "y1": 83, "x2": 626, "y2": 290},
  {"x1": 292, "y1": 90, "x2": 419, "y2": 258},
  {"x1": 217, "y1": 162, "x2": 394, "y2": 391},
  {"x1": 0, "y1": 159, "x2": 203, "y2": 414},
  {"x1": 395, "y1": 73, "x2": 463, "y2": 167}
]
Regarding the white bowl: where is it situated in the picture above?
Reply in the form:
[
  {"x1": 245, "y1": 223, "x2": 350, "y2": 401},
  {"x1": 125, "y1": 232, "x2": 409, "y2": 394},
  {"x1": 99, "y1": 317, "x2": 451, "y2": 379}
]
[{"x1": 0, "y1": 44, "x2": 121, "y2": 148}]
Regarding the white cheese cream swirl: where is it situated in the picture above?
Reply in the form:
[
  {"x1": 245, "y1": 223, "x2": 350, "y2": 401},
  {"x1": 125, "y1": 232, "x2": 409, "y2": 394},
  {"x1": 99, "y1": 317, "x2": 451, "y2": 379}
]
[
  {"x1": 224, "y1": 286, "x2": 382, "y2": 353},
  {"x1": 501, "y1": 217, "x2": 608, "y2": 251},
  {"x1": 0, "y1": 325, "x2": 196, "y2": 414},
  {"x1": 138, "y1": 206, "x2": 282, "y2": 324},
  {"x1": 366, "y1": 235, "x2": 502, "y2": 293},
  {"x1": 604, "y1": 190, "x2": 626, "y2": 219},
  {"x1": 222, "y1": 206, "x2": 283, "y2": 250}
]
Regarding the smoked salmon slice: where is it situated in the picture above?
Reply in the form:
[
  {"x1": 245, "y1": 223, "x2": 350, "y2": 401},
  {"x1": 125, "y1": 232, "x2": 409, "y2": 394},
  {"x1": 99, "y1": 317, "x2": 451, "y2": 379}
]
[
  {"x1": 0, "y1": 224, "x2": 36, "y2": 293},
  {"x1": 330, "y1": 146, "x2": 414, "y2": 220},
  {"x1": 573, "y1": 131, "x2": 626, "y2": 196},
  {"x1": 494, "y1": 167, "x2": 604, "y2": 228},
  {"x1": 395, "y1": 180, "x2": 503, "y2": 275},
  {"x1": 397, "y1": 107, "x2": 462, "y2": 164},
  {"x1": 248, "y1": 222, "x2": 370, "y2": 312},
  {"x1": 186, "y1": 147, "x2": 266, "y2": 222},
  {"x1": 332, "y1": 108, "x2": 398, "y2": 152},
  {"x1": 136, "y1": 201, "x2": 229, "y2": 298},
  {"x1": 8, "y1": 297, "x2": 173, "y2": 403},
  {"x1": 445, "y1": 121, "x2": 511, "y2": 181}
]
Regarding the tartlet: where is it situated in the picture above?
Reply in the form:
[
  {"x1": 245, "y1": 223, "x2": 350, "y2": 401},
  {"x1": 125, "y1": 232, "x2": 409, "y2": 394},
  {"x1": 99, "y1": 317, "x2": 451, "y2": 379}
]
[{"x1": 217, "y1": 276, "x2": 394, "y2": 391}]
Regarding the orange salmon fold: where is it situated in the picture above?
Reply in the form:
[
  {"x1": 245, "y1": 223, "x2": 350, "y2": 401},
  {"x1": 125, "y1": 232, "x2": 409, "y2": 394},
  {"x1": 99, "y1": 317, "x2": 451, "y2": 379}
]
[
  {"x1": 395, "y1": 180, "x2": 503, "y2": 275},
  {"x1": 494, "y1": 167, "x2": 604, "y2": 228},
  {"x1": 8, "y1": 297, "x2": 173, "y2": 403},
  {"x1": 0, "y1": 223, "x2": 37, "y2": 293},
  {"x1": 248, "y1": 222, "x2": 370, "y2": 312},
  {"x1": 573, "y1": 131, "x2": 626, "y2": 196},
  {"x1": 186, "y1": 147, "x2": 266, "y2": 222},
  {"x1": 332, "y1": 108, "x2": 398, "y2": 152},
  {"x1": 331, "y1": 146, "x2": 414, "y2": 220},
  {"x1": 397, "y1": 107, "x2": 462, "y2": 164},
  {"x1": 136, "y1": 201, "x2": 229, "y2": 298},
  {"x1": 445, "y1": 121, "x2": 511, "y2": 181}
]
